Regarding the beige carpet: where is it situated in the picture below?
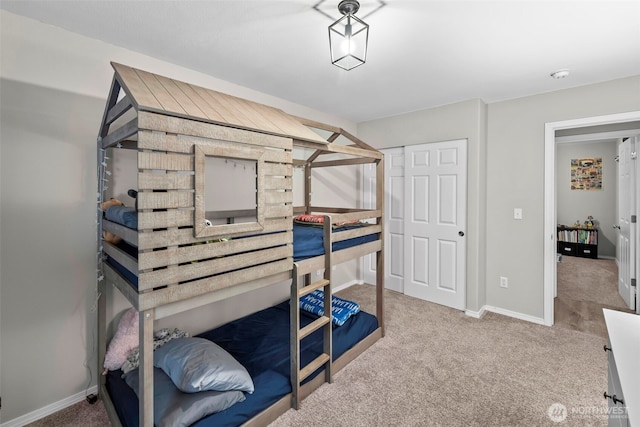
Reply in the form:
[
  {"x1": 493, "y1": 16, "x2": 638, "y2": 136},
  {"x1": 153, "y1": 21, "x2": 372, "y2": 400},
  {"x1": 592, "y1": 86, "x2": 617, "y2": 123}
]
[
  {"x1": 28, "y1": 285, "x2": 610, "y2": 426},
  {"x1": 25, "y1": 399, "x2": 110, "y2": 427},
  {"x1": 554, "y1": 255, "x2": 633, "y2": 339},
  {"x1": 270, "y1": 285, "x2": 608, "y2": 427},
  {"x1": 556, "y1": 255, "x2": 627, "y2": 309}
]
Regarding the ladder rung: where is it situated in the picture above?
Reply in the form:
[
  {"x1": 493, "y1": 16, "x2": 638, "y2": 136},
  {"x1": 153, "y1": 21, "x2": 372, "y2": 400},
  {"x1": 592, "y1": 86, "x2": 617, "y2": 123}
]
[
  {"x1": 299, "y1": 316, "x2": 330, "y2": 340},
  {"x1": 299, "y1": 353, "x2": 331, "y2": 382},
  {"x1": 298, "y1": 279, "x2": 330, "y2": 298}
]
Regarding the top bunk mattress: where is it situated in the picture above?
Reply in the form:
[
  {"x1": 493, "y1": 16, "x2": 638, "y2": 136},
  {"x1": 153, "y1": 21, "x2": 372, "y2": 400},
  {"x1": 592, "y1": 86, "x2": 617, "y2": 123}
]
[{"x1": 292, "y1": 223, "x2": 378, "y2": 261}]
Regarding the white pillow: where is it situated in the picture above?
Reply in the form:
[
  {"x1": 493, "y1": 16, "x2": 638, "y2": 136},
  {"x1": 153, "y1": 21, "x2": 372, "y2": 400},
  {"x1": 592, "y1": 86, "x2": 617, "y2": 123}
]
[{"x1": 104, "y1": 307, "x2": 138, "y2": 371}]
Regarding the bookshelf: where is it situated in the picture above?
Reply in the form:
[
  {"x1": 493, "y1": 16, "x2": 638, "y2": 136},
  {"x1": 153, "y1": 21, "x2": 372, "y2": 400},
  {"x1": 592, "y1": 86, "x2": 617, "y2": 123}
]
[{"x1": 557, "y1": 226, "x2": 598, "y2": 259}]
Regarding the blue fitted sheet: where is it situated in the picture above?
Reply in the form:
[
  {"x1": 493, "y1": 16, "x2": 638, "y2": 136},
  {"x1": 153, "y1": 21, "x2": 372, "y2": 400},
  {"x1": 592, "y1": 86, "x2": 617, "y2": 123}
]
[
  {"x1": 106, "y1": 300, "x2": 378, "y2": 427},
  {"x1": 293, "y1": 223, "x2": 378, "y2": 261}
]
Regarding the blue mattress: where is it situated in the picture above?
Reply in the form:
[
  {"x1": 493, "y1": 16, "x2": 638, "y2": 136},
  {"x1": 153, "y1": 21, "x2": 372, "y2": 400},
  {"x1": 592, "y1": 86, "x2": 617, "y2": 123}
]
[
  {"x1": 106, "y1": 300, "x2": 378, "y2": 427},
  {"x1": 293, "y1": 223, "x2": 378, "y2": 261}
]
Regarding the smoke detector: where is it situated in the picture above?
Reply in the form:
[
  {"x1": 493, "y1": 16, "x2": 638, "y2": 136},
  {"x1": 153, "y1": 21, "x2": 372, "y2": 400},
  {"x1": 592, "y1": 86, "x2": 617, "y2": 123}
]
[{"x1": 550, "y1": 69, "x2": 570, "y2": 79}]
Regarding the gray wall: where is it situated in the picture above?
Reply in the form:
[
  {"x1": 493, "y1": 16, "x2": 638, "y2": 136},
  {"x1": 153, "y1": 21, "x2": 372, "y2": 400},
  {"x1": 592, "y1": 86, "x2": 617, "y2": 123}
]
[
  {"x1": 1, "y1": 79, "x2": 103, "y2": 422},
  {"x1": 556, "y1": 141, "x2": 618, "y2": 258}
]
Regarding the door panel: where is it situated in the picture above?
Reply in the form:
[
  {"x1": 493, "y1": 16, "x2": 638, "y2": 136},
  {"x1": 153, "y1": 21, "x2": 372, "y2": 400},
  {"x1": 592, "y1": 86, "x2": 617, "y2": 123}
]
[
  {"x1": 439, "y1": 175, "x2": 457, "y2": 224},
  {"x1": 384, "y1": 148, "x2": 406, "y2": 292},
  {"x1": 389, "y1": 232, "x2": 404, "y2": 280},
  {"x1": 411, "y1": 236, "x2": 429, "y2": 285},
  {"x1": 404, "y1": 140, "x2": 467, "y2": 310},
  {"x1": 438, "y1": 239, "x2": 457, "y2": 292},
  {"x1": 618, "y1": 137, "x2": 636, "y2": 310},
  {"x1": 363, "y1": 148, "x2": 404, "y2": 292},
  {"x1": 412, "y1": 175, "x2": 429, "y2": 222}
]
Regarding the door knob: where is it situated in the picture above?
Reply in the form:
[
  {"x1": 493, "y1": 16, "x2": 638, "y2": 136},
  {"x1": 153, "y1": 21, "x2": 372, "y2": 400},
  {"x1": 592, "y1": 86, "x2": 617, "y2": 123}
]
[
  {"x1": 613, "y1": 225, "x2": 621, "y2": 230},
  {"x1": 604, "y1": 392, "x2": 624, "y2": 405},
  {"x1": 458, "y1": 231, "x2": 464, "y2": 237}
]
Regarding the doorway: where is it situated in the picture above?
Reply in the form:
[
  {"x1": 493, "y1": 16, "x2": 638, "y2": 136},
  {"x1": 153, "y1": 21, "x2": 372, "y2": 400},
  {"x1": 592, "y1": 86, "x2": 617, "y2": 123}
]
[
  {"x1": 543, "y1": 111, "x2": 640, "y2": 326},
  {"x1": 554, "y1": 136, "x2": 631, "y2": 337}
]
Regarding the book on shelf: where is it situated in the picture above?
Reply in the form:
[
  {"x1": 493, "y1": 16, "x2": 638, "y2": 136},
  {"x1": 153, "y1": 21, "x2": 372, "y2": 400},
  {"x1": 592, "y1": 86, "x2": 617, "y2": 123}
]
[{"x1": 557, "y1": 226, "x2": 597, "y2": 245}]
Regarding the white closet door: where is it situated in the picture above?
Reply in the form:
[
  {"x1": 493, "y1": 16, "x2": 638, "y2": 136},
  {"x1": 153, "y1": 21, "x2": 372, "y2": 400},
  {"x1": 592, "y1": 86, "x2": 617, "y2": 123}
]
[
  {"x1": 404, "y1": 140, "x2": 467, "y2": 310},
  {"x1": 363, "y1": 148, "x2": 405, "y2": 292},
  {"x1": 383, "y1": 148, "x2": 406, "y2": 292},
  {"x1": 618, "y1": 136, "x2": 636, "y2": 310}
]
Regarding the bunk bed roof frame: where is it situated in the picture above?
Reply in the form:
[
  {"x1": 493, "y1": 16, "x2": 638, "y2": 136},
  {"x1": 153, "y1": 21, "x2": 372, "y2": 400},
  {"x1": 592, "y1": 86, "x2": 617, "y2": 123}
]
[
  {"x1": 100, "y1": 62, "x2": 329, "y2": 146},
  {"x1": 99, "y1": 63, "x2": 383, "y2": 164}
]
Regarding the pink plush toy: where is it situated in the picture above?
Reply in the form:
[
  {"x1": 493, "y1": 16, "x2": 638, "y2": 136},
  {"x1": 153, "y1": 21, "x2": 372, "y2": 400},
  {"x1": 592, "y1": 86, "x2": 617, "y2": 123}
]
[{"x1": 103, "y1": 307, "x2": 139, "y2": 371}]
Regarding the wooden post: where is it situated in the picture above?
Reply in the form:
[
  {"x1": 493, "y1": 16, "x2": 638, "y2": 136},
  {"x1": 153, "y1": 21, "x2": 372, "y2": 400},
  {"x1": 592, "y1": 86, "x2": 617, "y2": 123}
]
[
  {"x1": 323, "y1": 215, "x2": 333, "y2": 383},
  {"x1": 376, "y1": 158, "x2": 385, "y2": 336},
  {"x1": 139, "y1": 309, "x2": 155, "y2": 427},
  {"x1": 304, "y1": 162, "x2": 311, "y2": 214},
  {"x1": 290, "y1": 264, "x2": 301, "y2": 409}
]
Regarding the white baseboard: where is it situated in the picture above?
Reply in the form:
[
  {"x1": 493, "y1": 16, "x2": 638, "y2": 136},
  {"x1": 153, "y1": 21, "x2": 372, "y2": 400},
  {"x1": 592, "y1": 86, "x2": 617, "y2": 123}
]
[
  {"x1": 465, "y1": 306, "x2": 487, "y2": 319},
  {"x1": 1, "y1": 386, "x2": 98, "y2": 427},
  {"x1": 333, "y1": 279, "x2": 362, "y2": 293},
  {"x1": 467, "y1": 305, "x2": 545, "y2": 325}
]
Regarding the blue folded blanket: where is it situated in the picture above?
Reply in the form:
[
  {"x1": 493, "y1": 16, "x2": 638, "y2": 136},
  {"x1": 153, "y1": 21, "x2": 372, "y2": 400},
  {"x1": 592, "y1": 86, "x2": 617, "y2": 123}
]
[
  {"x1": 105, "y1": 205, "x2": 138, "y2": 229},
  {"x1": 299, "y1": 290, "x2": 360, "y2": 326}
]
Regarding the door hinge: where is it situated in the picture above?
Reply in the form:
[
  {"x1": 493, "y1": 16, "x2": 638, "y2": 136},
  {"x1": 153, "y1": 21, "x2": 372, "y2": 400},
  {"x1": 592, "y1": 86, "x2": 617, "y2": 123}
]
[
  {"x1": 632, "y1": 215, "x2": 637, "y2": 224},
  {"x1": 632, "y1": 278, "x2": 636, "y2": 287}
]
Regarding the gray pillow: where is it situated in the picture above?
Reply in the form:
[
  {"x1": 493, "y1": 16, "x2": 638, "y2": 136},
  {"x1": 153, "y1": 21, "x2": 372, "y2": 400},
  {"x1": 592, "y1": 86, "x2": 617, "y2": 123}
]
[
  {"x1": 154, "y1": 337, "x2": 254, "y2": 393},
  {"x1": 123, "y1": 367, "x2": 245, "y2": 427}
]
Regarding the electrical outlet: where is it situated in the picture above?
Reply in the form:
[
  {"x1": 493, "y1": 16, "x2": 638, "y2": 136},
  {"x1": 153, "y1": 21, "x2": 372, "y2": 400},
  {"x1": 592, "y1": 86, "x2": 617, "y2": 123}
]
[{"x1": 500, "y1": 276, "x2": 509, "y2": 288}]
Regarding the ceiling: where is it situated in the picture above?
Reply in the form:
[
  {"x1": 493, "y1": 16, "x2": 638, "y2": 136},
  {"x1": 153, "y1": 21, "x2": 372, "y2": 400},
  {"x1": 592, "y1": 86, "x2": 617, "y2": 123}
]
[{"x1": 2, "y1": 1, "x2": 639, "y2": 123}]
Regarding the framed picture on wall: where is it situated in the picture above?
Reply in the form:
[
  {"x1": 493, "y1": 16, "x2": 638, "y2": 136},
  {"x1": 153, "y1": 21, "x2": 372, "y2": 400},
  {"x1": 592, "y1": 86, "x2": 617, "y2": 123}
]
[{"x1": 570, "y1": 157, "x2": 602, "y2": 190}]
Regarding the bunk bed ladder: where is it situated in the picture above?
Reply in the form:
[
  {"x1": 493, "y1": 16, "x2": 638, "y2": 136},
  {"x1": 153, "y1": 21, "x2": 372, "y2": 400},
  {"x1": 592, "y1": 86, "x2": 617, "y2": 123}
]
[{"x1": 290, "y1": 215, "x2": 333, "y2": 410}]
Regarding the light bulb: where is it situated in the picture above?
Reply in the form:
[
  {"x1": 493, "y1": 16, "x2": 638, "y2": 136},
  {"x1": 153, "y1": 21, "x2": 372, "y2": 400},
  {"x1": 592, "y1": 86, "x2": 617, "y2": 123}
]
[
  {"x1": 341, "y1": 37, "x2": 356, "y2": 55},
  {"x1": 341, "y1": 19, "x2": 355, "y2": 55}
]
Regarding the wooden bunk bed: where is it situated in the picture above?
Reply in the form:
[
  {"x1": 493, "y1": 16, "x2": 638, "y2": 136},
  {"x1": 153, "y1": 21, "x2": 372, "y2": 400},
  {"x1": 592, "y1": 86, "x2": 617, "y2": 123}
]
[{"x1": 96, "y1": 62, "x2": 384, "y2": 427}]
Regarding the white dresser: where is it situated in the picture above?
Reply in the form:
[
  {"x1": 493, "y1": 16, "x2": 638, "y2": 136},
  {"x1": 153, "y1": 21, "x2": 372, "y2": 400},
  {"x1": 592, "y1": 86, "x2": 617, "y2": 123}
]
[{"x1": 604, "y1": 309, "x2": 639, "y2": 427}]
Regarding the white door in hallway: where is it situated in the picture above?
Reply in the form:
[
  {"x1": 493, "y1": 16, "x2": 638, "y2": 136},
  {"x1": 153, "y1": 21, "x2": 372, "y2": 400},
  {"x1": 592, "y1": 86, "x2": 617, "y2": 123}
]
[
  {"x1": 617, "y1": 136, "x2": 637, "y2": 310},
  {"x1": 403, "y1": 140, "x2": 467, "y2": 310}
]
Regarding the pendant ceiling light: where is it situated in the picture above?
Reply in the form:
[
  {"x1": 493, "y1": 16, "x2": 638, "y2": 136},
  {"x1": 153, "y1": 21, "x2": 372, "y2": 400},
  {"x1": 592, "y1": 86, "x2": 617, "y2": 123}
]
[{"x1": 329, "y1": 0, "x2": 369, "y2": 70}]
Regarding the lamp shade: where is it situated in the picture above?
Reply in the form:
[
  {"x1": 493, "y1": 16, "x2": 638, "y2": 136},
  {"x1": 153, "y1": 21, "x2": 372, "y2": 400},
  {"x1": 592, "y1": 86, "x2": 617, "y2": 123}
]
[{"x1": 329, "y1": 11, "x2": 369, "y2": 70}]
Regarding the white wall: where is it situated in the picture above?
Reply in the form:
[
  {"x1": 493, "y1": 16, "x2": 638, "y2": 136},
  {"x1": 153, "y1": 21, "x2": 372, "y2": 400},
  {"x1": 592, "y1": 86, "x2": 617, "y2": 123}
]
[
  {"x1": 556, "y1": 141, "x2": 618, "y2": 258},
  {"x1": 0, "y1": 10, "x2": 359, "y2": 424}
]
